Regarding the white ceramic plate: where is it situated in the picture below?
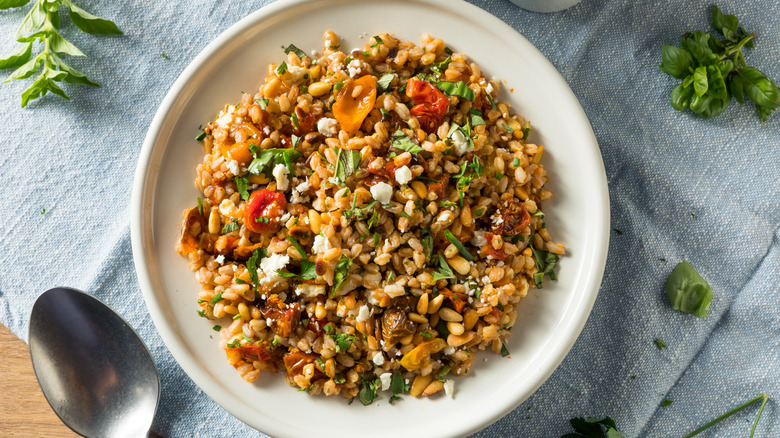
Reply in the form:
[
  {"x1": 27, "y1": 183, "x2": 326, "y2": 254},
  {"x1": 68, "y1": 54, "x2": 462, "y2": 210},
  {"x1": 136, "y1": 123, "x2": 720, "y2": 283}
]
[{"x1": 131, "y1": 0, "x2": 609, "y2": 436}]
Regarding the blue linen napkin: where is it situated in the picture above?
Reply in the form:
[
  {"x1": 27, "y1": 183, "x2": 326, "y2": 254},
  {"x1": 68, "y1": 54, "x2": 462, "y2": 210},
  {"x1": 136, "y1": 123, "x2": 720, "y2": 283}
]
[{"x1": 0, "y1": 0, "x2": 778, "y2": 436}]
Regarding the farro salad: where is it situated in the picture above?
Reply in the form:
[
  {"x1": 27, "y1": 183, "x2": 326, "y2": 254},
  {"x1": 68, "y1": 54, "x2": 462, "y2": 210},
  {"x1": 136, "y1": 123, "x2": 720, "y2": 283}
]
[{"x1": 177, "y1": 31, "x2": 565, "y2": 404}]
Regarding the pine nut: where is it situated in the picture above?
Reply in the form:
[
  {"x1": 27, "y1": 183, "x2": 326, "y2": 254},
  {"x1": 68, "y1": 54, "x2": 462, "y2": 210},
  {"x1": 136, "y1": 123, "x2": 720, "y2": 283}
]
[
  {"x1": 308, "y1": 81, "x2": 332, "y2": 97},
  {"x1": 447, "y1": 331, "x2": 475, "y2": 347},
  {"x1": 427, "y1": 294, "x2": 444, "y2": 314},
  {"x1": 447, "y1": 321, "x2": 465, "y2": 335},
  {"x1": 416, "y1": 293, "x2": 429, "y2": 314},
  {"x1": 448, "y1": 255, "x2": 471, "y2": 275},
  {"x1": 438, "y1": 307, "x2": 463, "y2": 322}
]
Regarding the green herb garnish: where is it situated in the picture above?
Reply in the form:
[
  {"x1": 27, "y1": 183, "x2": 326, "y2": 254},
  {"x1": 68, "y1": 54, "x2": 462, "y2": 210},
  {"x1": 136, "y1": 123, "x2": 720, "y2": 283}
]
[
  {"x1": 276, "y1": 61, "x2": 288, "y2": 75},
  {"x1": 436, "y1": 80, "x2": 475, "y2": 101},
  {"x1": 562, "y1": 416, "x2": 624, "y2": 438},
  {"x1": 432, "y1": 253, "x2": 455, "y2": 282},
  {"x1": 255, "y1": 98, "x2": 269, "y2": 109},
  {"x1": 283, "y1": 43, "x2": 306, "y2": 59},
  {"x1": 210, "y1": 292, "x2": 223, "y2": 304},
  {"x1": 0, "y1": 0, "x2": 122, "y2": 107},
  {"x1": 655, "y1": 338, "x2": 667, "y2": 350},
  {"x1": 221, "y1": 219, "x2": 239, "y2": 234},
  {"x1": 444, "y1": 229, "x2": 474, "y2": 262},
  {"x1": 665, "y1": 261, "x2": 713, "y2": 318},
  {"x1": 329, "y1": 148, "x2": 362, "y2": 185},
  {"x1": 212, "y1": 325, "x2": 221, "y2": 331},
  {"x1": 246, "y1": 248, "x2": 265, "y2": 292},
  {"x1": 530, "y1": 239, "x2": 559, "y2": 288},
  {"x1": 377, "y1": 73, "x2": 395, "y2": 92},
  {"x1": 359, "y1": 375, "x2": 379, "y2": 406},
  {"x1": 287, "y1": 234, "x2": 306, "y2": 258},
  {"x1": 247, "y1": 148, "x2": 302, "y2": 175},
  {"x1": 195, "y1": 130, "x2": 208, "y2": 141},
  {"x1": 659, "y1": 5, "x2": 779, "y2": 122},
  {"x1": 234, "y1": 175, "x2": 250, "y2": 201},
  {"x1": 500, "y1": 343, "x2": 510, "y2": 357},
  {"x1": 683, "y1": 393, "x2": 768, "y2": 438},
  {"x1": 662, "y1": 399, "x2": 673, "y2": 407},
  {"x1": 468, "y1": 108, "x2": 485, "y2": 126},
  {"x1": 390, "y1": 130, "x2": 424, "y2": 155},
  {"x1": 331, "y1": 255, "x2": 353, "y2": 297},
  {"x1": 197, "y1": 197, "x2": 204, "y2": 215}
]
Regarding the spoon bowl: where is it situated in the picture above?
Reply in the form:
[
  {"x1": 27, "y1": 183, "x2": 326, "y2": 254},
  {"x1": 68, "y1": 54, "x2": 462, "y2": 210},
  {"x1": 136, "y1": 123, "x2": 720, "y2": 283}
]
[{"x1": 29, "y1": 287, "x2": 160, "y2": 438}]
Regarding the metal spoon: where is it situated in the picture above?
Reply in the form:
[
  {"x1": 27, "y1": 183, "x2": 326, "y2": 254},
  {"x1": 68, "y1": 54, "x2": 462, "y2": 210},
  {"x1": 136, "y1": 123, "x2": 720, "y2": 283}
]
[{"x1": 29, "y1": 287, "x2": 160, "y2": 438}]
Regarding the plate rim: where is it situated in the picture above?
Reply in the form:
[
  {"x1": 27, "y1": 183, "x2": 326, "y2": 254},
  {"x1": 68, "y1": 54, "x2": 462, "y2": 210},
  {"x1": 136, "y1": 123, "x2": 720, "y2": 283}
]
[{"x1": 131, "y1": 0, "x2": 610, "y2": 436}]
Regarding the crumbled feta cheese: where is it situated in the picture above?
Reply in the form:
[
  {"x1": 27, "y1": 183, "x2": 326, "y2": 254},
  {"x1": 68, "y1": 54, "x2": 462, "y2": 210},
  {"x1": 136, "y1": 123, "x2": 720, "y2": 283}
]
[
  {"x1": 471, "y1": 230, "x2": 487, "y2": 248},
  {"x1": 317, "y1": 117, "x2": 339, "y2": 137},
  {"x1": 258, "y1": 254, "x2": 289, "y2": 285},
  {"x1": 491, "y1": 212, "x2": 504, "y2": 225},
  {"x1": 295, "y1": 284, "x2": 326, "y2": 298},
  {"x1": 486, "y1": 82, "x2": 494, "y2": 96},
  {"x1": 443, "y1": 380, "x2": 454, "y2": 398},
  {"x1": 370, "y1": 182, "x2": 393, "y2": 204},
  {"x1": 215, "y1": 254, "x2": 225, "y2": 265},
  {"x1": 356, "y1": 305, "x2": 370, "y2": 323},
  {"x1": 263, "y1": 125, "x2": 272, "y2": 135},
  {"x1": 444, "y1": 346, "x2": 455, "y2": 355},
  {"x1": 227, "y1": 160, "x2": 240, "y2": 176},
  {"x1": 438, "y1": 210, "x2": 453, "y2": 223},
  {"x1": 291, "y1": 180, "x2": 311, "y2": 204},
  {"x1": 272, "y1": 163, "x2": 290, "y2": 191},
  {"x1": 312, "y1": 234, "x2": 332, "y2": 254},
  {"x1": 379, "y1": 373, "x2": 392, "y2": 391},
  {"x1": 394, "y1": 165, "x2": 413, "y2": 185},
  {"x1": 347, "y1": 59, "x2": 362, "y2": 77},
  {"x1": 215, "y1": 112, "x2": 233, "y2": 129},
  {"x1": 373, "y1": 352, "x2": 385, "y2": 366},
  {"x1": 451, "y1": 128, "x2": 471, "y2": 155},
  {"x1": 219, "y1": 199, "x2": 238, "y2": 217}
]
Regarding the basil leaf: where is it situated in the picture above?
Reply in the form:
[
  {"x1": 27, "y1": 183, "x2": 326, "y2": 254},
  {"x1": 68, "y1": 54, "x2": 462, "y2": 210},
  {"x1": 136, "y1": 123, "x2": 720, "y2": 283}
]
[
  {"x1": 15, "y1": 1, "x2": 46, "y2": 41},
  {"x1": 0, "y1": 43, "x2": 32, "y2": 70},
  {"x1": 0, "y1": 0, "x2": 31, "y2": 9},
  {"x1": 692, "y1": 66, "x2": 708, "y2": 96},
  {"x1": 670, "y1": 83, "x2": 694, "y2": 111},
  {"x1": 756, "y1": 104, "x2": 776, "y2": 124},
  {"x1": 332, "y1": 148, "x2": 362, "y2": 185},
  {"x1": 437, "y1": 80, "x2": 475, "y2": 101},
  {"x1": 246, "y1": 248, "x2": 265, "y2": 292},
  {"x1": 736, "y1": 67, "x2": 780, "y2": 108},
  {"x1": 665, "y1": 261, "x2": 712, "y2": 318},
  {"x1": 730, "y1": 74, "x2": 746, "y2": 105},
  {"x1": 221, "y1": 219, "x2": 239, "y2": 234},
  {"x1": 276, "y1": 61, "x2": 288, "y2": 75},
  {"x1": 390, "y1": 130, "x2": 424, "y2": 155},
  {"x1": 235, "y1": 176, "x2": 250, "y2": 201},
  {"x1": 359, "y1": 377, "x2": 378, "y2": 406},
  {"x1": 431, "y1": 56, "x2": 451, "y2": 75},
  {"x1": 377, "y1": 73, "x2": 395, "y2": 92},
  {"x1": 420, "y1": 230, "x2": 433, "y2": 264},
  {"x1": 57, "y1": 60, "x2": 99, "y2": 87},
  {"x1": 390, "y1": 372, "x2": 405, "y2": 395},
  {"x1": 49, "y1": 30, "x2": 86, "y2": 57},
  {"x1": 287, "y1": 234, "x2": 306, "y2": 258},
  {"x1": 66, "y1": 1, "x2": 123, "y2": 36},
  {"x1": 711, "y1": 5, "x2": 739, "y2": 40},
  {"x1": 680, "y1": 31, "x2": 716, "y2": 66},
  {"x1": 331, "y1": 255, "x2": 353, "y2": 297},
  {"x1": 248, "y1": 148, "x2": 302, "y2": 175},
  {"x1": 659, "y1": 45, "x2": 693, "y2": 79},
  {"x1": 706, "y1": 65, "x2": 728, "y2": 100},
  {"x1": 468, "y1": 108, "x2": 485, "y2": 126},
  {"x1": 283, "y1": 44, "x2": 306, "y2": 59},
  {"x1": 444, "y1": 230, "x2": 474, "y2": 262},
  {"x1": 255, "y1": 98, "x2": 269, "y2": 109},
  {"x1": 5, "y1": 53, "x2": 42, "y2": 81}
]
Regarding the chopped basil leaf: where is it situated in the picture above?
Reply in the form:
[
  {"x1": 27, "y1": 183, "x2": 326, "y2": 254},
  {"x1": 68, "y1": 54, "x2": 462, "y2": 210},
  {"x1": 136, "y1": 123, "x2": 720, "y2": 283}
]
[
  {"x1": 331, "y1": 255, "x2": 353, "y2": 297},
  {"x1": 248, "y1": 148, "x2": 303, "y2": 175},
  {"x1": 521, "y1": 122, "x2": 532, "y2": 141},
  {"x1": 235, "y1": 278, "x2": 246, "y2": 285},
  {"x1": 421, "y1": 331, "x2": 433, "y2": 339},
  {"x1": 420, "y1": 231, "x2": 434, "y2": 264},
  {"x1": 533, "y1": 210, "x2": 545, "y2": 219},
  {"x1": 377, "y1": 73, "x2": 395, "y2": 92},
  {"x1": 333, "y1": 81, "x2": 344, "y2": 91},
  {"x1": 486, "y1": 93, "x2": 498, "y2": 111},
  {"x1": 469, "y1": 108, "x2": 485, "y2": 126},
  {"x1": 379, "y1": 108, "x2": 390, "y2": 119},
  {"x1": 474, "y1": 208, "x2": 485, "y2": 217},
  {"x1": 197, "y1": 197, "x2": 204, "y2": 215},
  {"x1": 331, "y1": 148, "x2": 362, "y2": 185},
  {"x1": 512, "y1": 157, "x2": 521, "y2": 167},
  {"x1": 235, "y1": 176, "x2": 250, "y2": 201},
  {"x1": 391, "y1": 372, "x2": 405, "y2": 395},
  {"x1": 503, "y1": 123, "x2": 514, "y2": 134},
  {"x1": 530, "y1": 239, "x2": 559, "y2": 288},
  {"x1": 276, "y1": 61, "x2": 288, "y2": 75},
  {"x1": 299, "y1": 260, "x2": 317, "y2": 280},
  {"x1": 196, "y1": 130, "x2": 208, "y2": 141},
  {"x1": 210, "y1": 292, "x2": 223, "y2": 304},
  {"x1": 246, "y1": 248, "x2": 265, "y2": 291},
  {"x1": 500, "y1": 343, "x2": 510, "y2": 357},
  {"x1": 362, "y1": 50, "x2": 370, "y2": 57},
  {"x1": 373, "y1": 232, "x2": 380, "y2": 247},
  {"x1": 437, "y1": 81, "x2": 475, "y2": 101},
  {"x1": 390, "y1": 130, "x2": 424, "y2": 155},
  {"x1": 370, "y1": 35, "x2": 383, "y2": 47},
  {"x1": 212, "y1": 325, "x2": 221, "y2": 331},
  {"x1": 221, "y1": 219, "x2": 239, "y2": 234},
  {"x1": 255, "y1": 98, "x2": 269, "y2": 110},
  {"x1": 398, "y1": 211, "x2": 412, "y2": 219},
  {"x1": 249, "y1": 142, "x2": 260, "y2": 155},
  {"x1": 662, "y1": 399, "x2": 673, "y2": 407},
  {"x1": 431, "y1": 56, "x2": 451, "y2": 75},
  {"x1": 655, "y1": 338, "x2": 667, "y2": 350},
  {"x1": 283, "y1": 43, "x2": 306, "y2": 58},
  {"x1": 291, "y1": 134, "x2": 301, "y2": 148},
  {"x1": 444, "y1": 47, "x2": 453, "y2": 55},
  {"x1": 444, "y1": 230, "x2": 474, "y2": 262},
  {"x1": 291, "y1": 111, "x2": 300, "y2": 130}
]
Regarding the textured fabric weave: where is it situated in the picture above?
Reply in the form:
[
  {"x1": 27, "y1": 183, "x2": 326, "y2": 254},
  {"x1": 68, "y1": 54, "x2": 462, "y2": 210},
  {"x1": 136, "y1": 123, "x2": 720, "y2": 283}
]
[{"x1": 0, "y1": 0, "x2": 777, "y2": 436}]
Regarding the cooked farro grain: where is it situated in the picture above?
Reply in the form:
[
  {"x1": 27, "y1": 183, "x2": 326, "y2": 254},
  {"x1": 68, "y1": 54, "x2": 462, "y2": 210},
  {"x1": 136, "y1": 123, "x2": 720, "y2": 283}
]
[{"x1": 177, "y1": 31, "x2": 565, "y2": 403}]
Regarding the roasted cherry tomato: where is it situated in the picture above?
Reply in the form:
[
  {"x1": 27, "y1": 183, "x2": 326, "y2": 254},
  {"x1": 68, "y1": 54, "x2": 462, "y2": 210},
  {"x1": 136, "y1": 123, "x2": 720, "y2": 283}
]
[
  {"x1": 244, "y1": 189, "x2": 287, "y2": 233},
  {"x1": 332, "y1": 75, "x2": 377, "y2": 134},
  {"x1": 406, "y1": 77, "x2": 449, "y2": 133},
  {"x1": 227, "y1": 344, "x2": 272, "y2": 363}
]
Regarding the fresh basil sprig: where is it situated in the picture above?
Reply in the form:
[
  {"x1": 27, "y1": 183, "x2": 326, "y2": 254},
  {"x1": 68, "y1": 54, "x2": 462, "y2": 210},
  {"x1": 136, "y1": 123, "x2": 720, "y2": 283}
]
[
  {"x1": 659, "y1": 5, "x2": 779, "y2": 122},
  {"x1": 0, "y1": 0, "x2": 122, "y2": 107}
]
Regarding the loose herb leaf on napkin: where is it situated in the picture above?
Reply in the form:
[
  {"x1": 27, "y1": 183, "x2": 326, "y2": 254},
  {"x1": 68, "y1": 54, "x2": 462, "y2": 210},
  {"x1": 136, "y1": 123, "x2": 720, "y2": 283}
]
[
  {"x1": 0, "y1": 0, "x2": 122, "y2": 107},
  {"x1": 561, "y1": 416, "x2": 624, "y2": 438},
  {"x1": 665, "y1": 261, "x2": 713, "y2": 317},
  {"x1": 659, "y1": 5, "x2": 779, "y2": 122}
]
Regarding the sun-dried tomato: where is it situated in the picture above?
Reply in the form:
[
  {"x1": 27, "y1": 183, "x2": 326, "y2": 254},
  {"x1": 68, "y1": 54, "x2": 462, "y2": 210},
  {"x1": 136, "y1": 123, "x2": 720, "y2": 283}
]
[
  {"x1": 491, "y1": 194, "x2": 531, "y2": 237},
  {"x1": 177, "y1": 207, "x2": 206, "y2": 256},
  {"x1": 306, "y1": 317, "x2": 328, "y2": 336},
  {"x1": 406, "y1": 77, "x2": 449, "y2": 133},
  {"x1": 260, "y1": 295, "x2": 300, "y2": 338},
  {"x1": 244, "y1": 189, "x2": 287, "y2": 233},
  {"x1": 483, "y1": 233, "x2": 507, "y2": 261},
  {"x1": 439, "y1": 287, "x2": 469, "y2": 313},
  {"x1": 282, "y1": 350, "x2": 319, "y2": 378},
  {"x1": 293, "y1": 106, "x2": 317, "y2": 134},
  {"x1": 228, "y1": 344, "x2": 272, "y2": 363}
]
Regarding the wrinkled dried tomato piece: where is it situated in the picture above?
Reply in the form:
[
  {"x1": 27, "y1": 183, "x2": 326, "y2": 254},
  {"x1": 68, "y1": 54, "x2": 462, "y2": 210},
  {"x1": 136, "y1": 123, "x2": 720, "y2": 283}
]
[
  {"x1": 229, "y1": 344, "x2": 272, "y2": 363},
  {"x1": 439, "y1": 287, "x2": 469, "y2": 313},
  {"x1": 260, "y1": 295, "x2": 300, "y2": 338},
  {"x1": 406, "y1": 77, "x2": 449, "y2": 133},
  {"x1": 282, "y1": 349, "x2": 318, "y2": 378},
  {"x1": 306, "y1": 317, "x2": 328, "y2": 336},
  {"x1": 491, "y1": 194, "x2": 531, "y2": 237},
  {"x1": 483, "y1": 232, "x2": 507, "y2": 261},
  {"x1": 294, "y1": 106, "x2": 317, "y2": 134}
]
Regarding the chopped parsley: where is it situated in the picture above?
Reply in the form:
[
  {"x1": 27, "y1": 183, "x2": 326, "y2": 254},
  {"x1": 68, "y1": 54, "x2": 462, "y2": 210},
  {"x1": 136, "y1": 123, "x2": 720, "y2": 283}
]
[
  {"x1": 212, "y1": 325, "x2": 221, "y2": 331},
  {"x1": 359, "y1": 375, "x2": 380, "y2": 406}
]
